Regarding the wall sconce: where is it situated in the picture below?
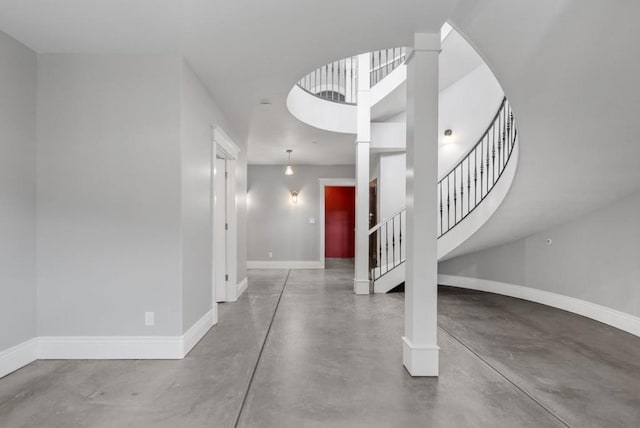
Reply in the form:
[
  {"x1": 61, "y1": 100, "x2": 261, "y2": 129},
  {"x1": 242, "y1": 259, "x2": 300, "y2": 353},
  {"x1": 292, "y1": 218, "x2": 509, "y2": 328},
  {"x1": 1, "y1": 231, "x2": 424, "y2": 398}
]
[
  {"x1": 442, "y1": 129, "x2": 454, "y2": 144},
  {"x1": 291, "y1": 191, "x2": 298, "y2": 204}
]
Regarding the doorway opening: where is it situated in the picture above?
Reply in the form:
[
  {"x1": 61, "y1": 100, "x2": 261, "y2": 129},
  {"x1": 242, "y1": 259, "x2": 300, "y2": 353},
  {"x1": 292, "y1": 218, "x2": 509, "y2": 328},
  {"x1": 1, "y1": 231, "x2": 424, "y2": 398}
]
[
  {"x1": 212, "y1": 126, "x2": 242, "y2": 304},
  {"x1": 324, "y1": 186, "x2": 356, "y2": 259},
  {"x1": 319, "y1": 178, "x2": 356, "y2": 269}
]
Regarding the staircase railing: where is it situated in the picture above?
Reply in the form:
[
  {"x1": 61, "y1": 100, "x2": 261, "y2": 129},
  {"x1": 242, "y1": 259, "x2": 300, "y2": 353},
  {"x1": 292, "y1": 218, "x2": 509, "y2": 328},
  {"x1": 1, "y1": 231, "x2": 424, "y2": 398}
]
[
  {"x1": 438, "y1": 97, "x2": 517, "y2": 237},
  {"x1": 369, "y1": 97, "x2": 518, "y2": 282},
  {"x1": 369, "y1": 208, "x2": 406, "y2": 282},
  {"x1": 296, "y1": 48, "x2": 406, "y2": 105}
]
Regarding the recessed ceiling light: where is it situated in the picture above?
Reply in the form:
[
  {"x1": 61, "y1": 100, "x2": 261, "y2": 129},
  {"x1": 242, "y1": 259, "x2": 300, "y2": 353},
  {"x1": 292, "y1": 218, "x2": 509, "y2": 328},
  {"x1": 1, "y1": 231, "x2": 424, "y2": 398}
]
[{"x1": 259, "y1": 99, "x2": 272, "y2": 109}]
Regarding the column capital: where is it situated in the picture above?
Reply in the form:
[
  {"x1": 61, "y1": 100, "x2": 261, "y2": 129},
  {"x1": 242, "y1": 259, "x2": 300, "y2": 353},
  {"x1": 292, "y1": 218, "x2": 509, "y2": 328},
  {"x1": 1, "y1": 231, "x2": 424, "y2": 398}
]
[{"x1": 406, "y1": 32, "x2": 442, "y2": 63}]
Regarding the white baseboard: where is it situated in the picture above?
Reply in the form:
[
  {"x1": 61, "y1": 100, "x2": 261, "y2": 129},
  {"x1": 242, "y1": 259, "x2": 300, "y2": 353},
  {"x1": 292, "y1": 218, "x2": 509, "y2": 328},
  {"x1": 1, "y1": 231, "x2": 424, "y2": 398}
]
[
  {"x1": 0, "y1": 308, "x2": 217, "y2": 376},
  {"x1": 353, "y1": 279, "x2": 371, "y2": 295},
  {"x1": 181, "y1": 308, "x2": 216, "y2": 357},
  {"x1": 247, "y1": 260, "x2": 323, "y2": 269},
  {"x1": 38, "y1": 336, "x2": 184, "y2": 359},
  {"x1": 223, "y1": 277, "x2": 248, "y2": 302},
  {"x1": 438, "y1": 274, "x2": 640, "y2": 338},
  {"x1": 36, "y1": 308, "x2": 216, "y2": 361},
  {"x1": 236, "y1": 277, "x2": 248, "y2": 297},
  {"x1": 0, "y1": 338, "x2": 38, "y2": 379},
  {"x1": 402, "y1": 336, "x2": 439, "y2": 377}
]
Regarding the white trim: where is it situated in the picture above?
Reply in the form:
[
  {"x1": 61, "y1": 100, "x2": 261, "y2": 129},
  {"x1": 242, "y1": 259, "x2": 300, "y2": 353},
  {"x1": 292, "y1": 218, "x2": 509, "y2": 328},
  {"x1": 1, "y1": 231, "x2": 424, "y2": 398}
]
[
  {"x1": 181, "y1": 308, "x2": 216, "y2": 357},
  {"x1": 0, "y1": 311, "x2": 216, "y2": 376},
  {"x1": 0, "y1": 338, "x2": 38, "y2": 379},
  {"x1": 212, "y1": 125, "x2": 240, "y2": 159},
  {"x1": 354, "y1": 279, "x2": 370, "y2": 295},
  {"x1": 438, "y1": 275, "x2": 640, "y2": 338},
  {"x1": 319, "y1": 178, "x2": 356, "y2": 269},
  {"x1": 224, "y1": 277, "x2": 248, "y2": 302},
  {"x1": 212, "y1": 125, "x2": 239, "y2": 304},
  {"x1": 402, "y1": 336, "x2": 439, "y2": 377},
  {"x1": 237, "y1": 277, "x2": 248, "y2": 297},
  {"x1": 38, "y1": 335, "x2": 185, "y2": 360},
  {"x1": 247, "y1": 260, "x2": 323, "y2": 269},
  {"x1": 37, "y1": 309, "x2": 215, "y2": 360}
]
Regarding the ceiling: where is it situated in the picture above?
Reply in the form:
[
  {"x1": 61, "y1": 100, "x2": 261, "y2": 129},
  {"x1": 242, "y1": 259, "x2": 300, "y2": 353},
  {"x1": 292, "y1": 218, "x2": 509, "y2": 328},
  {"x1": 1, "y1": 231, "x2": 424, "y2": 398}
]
[
  {"x1": 0, "y1": 0, "x2": 458, "y2": 166},
  {"x1": 1, "y1": 0, "x2": 640, "y2": 257}
]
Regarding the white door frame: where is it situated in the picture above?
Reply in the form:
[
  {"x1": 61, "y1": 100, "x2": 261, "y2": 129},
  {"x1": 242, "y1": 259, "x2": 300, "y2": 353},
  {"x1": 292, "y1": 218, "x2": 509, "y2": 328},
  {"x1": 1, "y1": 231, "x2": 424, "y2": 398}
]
[
  {"x1": 212, "y1": 125, "x2": 241, "y2": 303},
  {"x1": 319, "y1": 178, "x2": 356, "y2": 269}
]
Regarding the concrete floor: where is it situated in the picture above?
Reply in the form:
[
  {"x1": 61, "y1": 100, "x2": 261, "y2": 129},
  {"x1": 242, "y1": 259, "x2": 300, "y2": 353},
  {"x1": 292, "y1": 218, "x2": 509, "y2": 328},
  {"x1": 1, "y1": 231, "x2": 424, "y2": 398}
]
[{"x1": 1, "y1": 259, "x2": 639, "y2": 427}]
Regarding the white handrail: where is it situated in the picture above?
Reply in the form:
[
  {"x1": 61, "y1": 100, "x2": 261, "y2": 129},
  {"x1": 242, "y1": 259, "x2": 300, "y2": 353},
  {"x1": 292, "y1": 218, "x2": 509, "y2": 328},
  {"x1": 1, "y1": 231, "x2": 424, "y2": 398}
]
[{"x1": 369, "y1": 207, "x2": 406, "y2": 235}]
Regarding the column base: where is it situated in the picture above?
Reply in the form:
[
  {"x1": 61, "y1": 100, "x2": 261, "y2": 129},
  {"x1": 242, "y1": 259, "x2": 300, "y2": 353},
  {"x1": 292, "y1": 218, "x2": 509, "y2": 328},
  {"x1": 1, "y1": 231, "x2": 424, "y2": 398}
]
[
  {"x1": 353, "y1": 279, "x2": 370, "y2": 295},
  {"x1": 402, "y1": 336, "x2": 439, "y2": 376}
]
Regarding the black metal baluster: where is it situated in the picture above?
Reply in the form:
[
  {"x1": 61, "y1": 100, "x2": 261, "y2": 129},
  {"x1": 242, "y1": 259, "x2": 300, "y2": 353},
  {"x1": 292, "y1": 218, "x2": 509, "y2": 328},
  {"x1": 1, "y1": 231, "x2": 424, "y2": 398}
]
[
  {"x1": 392, "y1": 216, "x2": 396, "y2": 267},
  {"x1": 399, "y1": 213, "x2": 402, "y2": 262},
  {"x1": 497, "y1": 107, "x2": 502, "y2": 174},
  {"x1": 491, "y1": 121, "x2": 496, "y2": 186},
  {"x1": 378, "y1": 50, "x2": 382, "y2": 86},
  {"x1": 439, "y1": 182, "x2": 443, "y2": 235},
  {"x1": 506, "y1": 105, "x2": 511, "y2": 158},
  {"x1": 338, "y1": 60, "x2": 342, "y2": 101},
  {"x1": 351, "y1": 57, "x2": 355, "y2": 103},
  {"x1": 460, "y1": 165, "x2": 465, "y2": 217},
  {"x1": 446, "y1": 176, "x2": 451, "y2": 231},
  {"x1": 502, "y1": 103, "x2": 507, "y2": 168},
  {"x1": 479, "y1": 140, "x2": 484, "y2": 197},
  {"x1": 474, "y1": 148, "x2": 478, "y2": 206},
  {"x1": 343, "y1": 59, "x2": 347, "y2": 102},
  {"x1": 467, "y1": 156, "x2": 471, "y2": 215},
  {"x1": 486, "y1": 133, "x2": 490, "y2": 192},
  {"x1": 385, "y1": 223, "x2": 389, "y2": 274},
  {"x1": 453, "y1": 168, "x2": 457, "y2": 224},
  {"x1": 378, "y1": 229, "x2": 382, "y2": 275},
  {"x1": 509, "y1": 110, "x2": 514, "y2": 154}
]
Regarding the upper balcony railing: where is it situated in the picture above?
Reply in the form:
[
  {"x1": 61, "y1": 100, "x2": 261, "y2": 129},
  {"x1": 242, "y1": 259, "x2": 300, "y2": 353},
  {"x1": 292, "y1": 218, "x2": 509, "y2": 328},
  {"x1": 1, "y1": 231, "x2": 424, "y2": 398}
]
[
  {"x1": 296, "y1": 48, "x2": 406, "y2": 105},
  {"x1": 370, "y1": 47, "x2": 406, "y2": 87}
]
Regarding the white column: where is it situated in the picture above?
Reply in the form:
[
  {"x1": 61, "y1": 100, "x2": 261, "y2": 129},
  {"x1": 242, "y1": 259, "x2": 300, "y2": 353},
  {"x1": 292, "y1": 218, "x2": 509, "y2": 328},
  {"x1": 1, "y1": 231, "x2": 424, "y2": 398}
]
[
  {"x1": 403, "y1": 33, "x2": 441, "y2": 376},
  {"x1": 354, "y1": 53, "x2": 371, "y2": 295}
]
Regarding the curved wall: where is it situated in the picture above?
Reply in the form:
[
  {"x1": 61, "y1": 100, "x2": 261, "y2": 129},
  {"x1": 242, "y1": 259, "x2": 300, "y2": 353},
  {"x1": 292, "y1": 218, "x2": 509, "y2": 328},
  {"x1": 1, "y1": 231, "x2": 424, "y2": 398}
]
[
  {"x1": 439, "y1": 187, "x2": 640, "y2": 334},
  {"x1": 439, "y1": 1, "x2": 640, "y2": 334},
  {"x1": 286, "y1": 85, "x2": 357, "y2": 134}
]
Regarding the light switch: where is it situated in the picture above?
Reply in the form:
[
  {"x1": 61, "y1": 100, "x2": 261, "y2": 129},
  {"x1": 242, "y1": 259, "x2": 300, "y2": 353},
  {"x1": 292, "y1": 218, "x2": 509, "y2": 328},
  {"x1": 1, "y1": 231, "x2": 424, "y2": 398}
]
[
  {"x1": 309, "y1": 217, "x2": 316, "y2": 224},
  {"x1": 145, "y1": 312, "x2": 155, "y2": 326}
]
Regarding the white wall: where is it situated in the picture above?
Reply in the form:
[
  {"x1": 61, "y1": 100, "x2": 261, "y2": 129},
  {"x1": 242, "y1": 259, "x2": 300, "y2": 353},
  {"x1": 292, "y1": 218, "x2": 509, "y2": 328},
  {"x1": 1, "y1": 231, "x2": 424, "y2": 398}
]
[
  {"x1": 437, "y1": 64, "x2": 503, "y2": 178},
  {"x1": 247, "y1": 165, "x2": 354, "y2": 262},
  {"x1": 37, "y1": 54, "x2": 184, "y2": 336},
  {"x1": 36, "y1": 54, "x2": 246, "y2": 338},
  {"x1": 179, "y1": 60, "x2": 245, "y2": 331},
  {"x1": 0, "y1": 32, "x2": 37, "y2": 351},
  {"x1": 378, "y1": 153, "x2": 406, "y2": 220},
  {"x1": 439, "y1": 189, "x2": 640, "y2": 318}
]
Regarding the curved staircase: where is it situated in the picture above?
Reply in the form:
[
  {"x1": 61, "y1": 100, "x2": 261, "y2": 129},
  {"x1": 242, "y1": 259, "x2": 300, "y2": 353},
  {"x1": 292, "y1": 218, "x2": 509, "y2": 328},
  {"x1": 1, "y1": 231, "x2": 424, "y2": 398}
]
[{"x1": 287, "y1": 29, "x2": 519, "y2": 293}]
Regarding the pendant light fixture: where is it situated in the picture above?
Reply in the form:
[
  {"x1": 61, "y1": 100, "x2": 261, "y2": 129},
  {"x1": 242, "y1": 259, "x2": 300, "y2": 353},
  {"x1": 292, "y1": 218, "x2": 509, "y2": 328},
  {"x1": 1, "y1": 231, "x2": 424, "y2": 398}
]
[{"x1": 284, "y1": 149, "x2": 294, "y2": 176}]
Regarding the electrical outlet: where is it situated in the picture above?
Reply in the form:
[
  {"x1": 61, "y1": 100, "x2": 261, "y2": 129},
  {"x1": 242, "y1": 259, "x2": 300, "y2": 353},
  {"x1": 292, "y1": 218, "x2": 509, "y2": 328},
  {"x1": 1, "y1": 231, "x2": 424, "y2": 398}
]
[
  {"x1": 268, "y1": 251, "x2": 273, "y2": 258},
  {"x1": 145, "y1": 312, "x2": 155, "y2": 326}
]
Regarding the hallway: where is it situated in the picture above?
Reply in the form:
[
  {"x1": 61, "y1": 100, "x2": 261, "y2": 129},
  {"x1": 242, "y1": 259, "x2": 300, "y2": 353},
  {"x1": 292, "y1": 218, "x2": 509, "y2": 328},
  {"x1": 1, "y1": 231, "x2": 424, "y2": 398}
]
[{"x1": 1, "y1": 261, "x2": 639, "y2": 427}]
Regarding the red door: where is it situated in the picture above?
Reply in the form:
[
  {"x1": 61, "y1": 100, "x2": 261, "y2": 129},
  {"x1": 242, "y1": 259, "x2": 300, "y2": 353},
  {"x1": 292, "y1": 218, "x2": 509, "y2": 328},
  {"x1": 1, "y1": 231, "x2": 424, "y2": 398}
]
[{"x1": 325, "y1": 186, "x2": 356, "y2": 258}]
